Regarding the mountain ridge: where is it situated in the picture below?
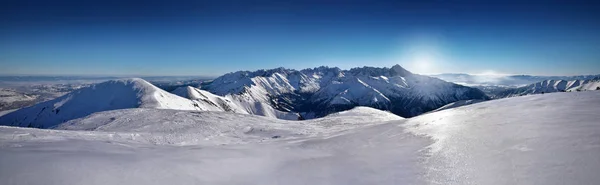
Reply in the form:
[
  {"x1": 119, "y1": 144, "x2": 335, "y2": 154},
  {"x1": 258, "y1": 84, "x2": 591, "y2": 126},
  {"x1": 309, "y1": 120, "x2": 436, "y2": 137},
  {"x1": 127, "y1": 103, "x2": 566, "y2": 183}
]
[
  {"x1": 201, "y1": 64, "x2": 489, "y2": 118},
  {"x1": 0, "y1": 78, "x2": 205, "y2": 128},
  {"x1": 0, "y1": 65, "x2": 491, "y2": 127},
  {"x1": 493, "y1": 78, "x2": 600, "y2": 98}
]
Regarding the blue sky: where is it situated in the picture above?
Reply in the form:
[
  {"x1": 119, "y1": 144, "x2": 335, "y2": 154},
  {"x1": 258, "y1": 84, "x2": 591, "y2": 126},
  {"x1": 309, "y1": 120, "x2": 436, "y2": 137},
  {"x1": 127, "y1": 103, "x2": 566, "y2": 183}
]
[{"x1": 1, "y1": 0, "x2": 599, "y2": 76}]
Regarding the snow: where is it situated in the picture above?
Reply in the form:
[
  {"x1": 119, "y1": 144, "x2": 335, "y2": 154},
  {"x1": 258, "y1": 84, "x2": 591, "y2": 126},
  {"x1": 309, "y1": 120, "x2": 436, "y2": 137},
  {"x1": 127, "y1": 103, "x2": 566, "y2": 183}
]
[
  {"x1": 171, "y1": 86, "x2": 246, "y2": 113},
  {"x1": 56, "y1": 109, "x2": 308, "y2": 145},
  {"x1": 0, "y1": 109, "x2": 17, "y2": 117},
  {"x1": 0, "y1": 78, "x2": 203, "y2": 128},
  {"x1": 0, "y1": 88, "x2": 38, "y2": 104},
  {"x1": 53, "y1": 106, "x2": 402, "y2": 145},
  {"x1": 171, "y1": 85, "x2": 300, "y2": 120},
  {"x1": 323, "y1": 106, "x2": 401, "y2": 120},
  {"x1": 474, "y1": 78, "x2": 600, "y2": 98},
  {"x1": 567, "y1": 80, "x2": 600, "y2": 91},
  {"x1": 404, "y1": 91, "x2": 600, "y2": 184},
  {"x1": 203, "y1": 65, "x2": 488, "y2": 118},
  {"x1": 432, "y1": 73, "x2": 600, "y2": 87},
  {"x1": 1, "y1": 91, "x2": 600, "y2": 185},
  {"x1": 430, "y1": 99, "x2": 486, "y2": 112}
]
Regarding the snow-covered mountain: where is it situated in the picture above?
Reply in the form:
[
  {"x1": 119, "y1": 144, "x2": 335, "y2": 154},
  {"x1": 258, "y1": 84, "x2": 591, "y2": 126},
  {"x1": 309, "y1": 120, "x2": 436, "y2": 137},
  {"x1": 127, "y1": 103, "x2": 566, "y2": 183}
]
[
  {"x1": 202, "y1": 65, "x2": 489, "y2": 118},
  {"x1": 0, "y1": 78, "x2": 206, "y2": 128},
  {"x1": 493, "y1": 78, "x2": 600, "y2": 98},
  {"x1": 0, "y1": 88, "x2": 38, "y2": 111},
  {"x1": 171, "y1": 86, "x2": 245, "y2": 113},
  {"x1": 567, "y1": 77, "x2": 600, "y2": 91},
  {"x1": 0, "y1": 65, "x2": 489, "y2": 127},
  {"x1": 432, "y1": 73, "x2": 600, "y2": 87},
  {"x1": 170, "y1": 86, "x2": 299, "y2": 120}
]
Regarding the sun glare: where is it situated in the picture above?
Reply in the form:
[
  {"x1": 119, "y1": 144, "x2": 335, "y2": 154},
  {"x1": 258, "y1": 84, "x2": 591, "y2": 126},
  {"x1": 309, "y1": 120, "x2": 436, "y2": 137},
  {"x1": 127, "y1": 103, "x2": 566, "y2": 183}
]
[{"x1": 412, "y1": 53, "x2": 434, "y2": 74}]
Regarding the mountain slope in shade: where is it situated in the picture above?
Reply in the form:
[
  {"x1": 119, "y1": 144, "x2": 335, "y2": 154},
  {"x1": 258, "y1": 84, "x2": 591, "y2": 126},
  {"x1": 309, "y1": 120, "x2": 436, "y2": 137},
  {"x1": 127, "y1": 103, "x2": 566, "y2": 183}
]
[
  {"x1": 171, "y1": 86, "x2": 300, "y2": 120},
  {"x1": 0, "y1": 78, "x2": 203, "y2": 128},
  {"x1": 202, "y1": 65, "x2": 489, "y2": 118}
]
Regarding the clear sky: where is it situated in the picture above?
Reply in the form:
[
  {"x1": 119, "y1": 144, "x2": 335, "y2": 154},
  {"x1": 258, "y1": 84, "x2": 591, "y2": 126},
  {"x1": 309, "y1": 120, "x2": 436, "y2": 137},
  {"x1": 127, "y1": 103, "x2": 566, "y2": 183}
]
[{"x1": 1, "y1": 0, "x2": 599, "y2": 76}]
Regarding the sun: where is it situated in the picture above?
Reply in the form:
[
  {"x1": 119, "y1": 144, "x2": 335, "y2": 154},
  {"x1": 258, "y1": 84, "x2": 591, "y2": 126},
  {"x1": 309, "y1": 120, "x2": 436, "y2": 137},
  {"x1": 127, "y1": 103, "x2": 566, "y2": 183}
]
[
  {"x1": 414, "y1": 54, "x2": 433, "y2": 71},
  {"x1": 406, "y1": 51, "x2": 437, "y2": 74}
]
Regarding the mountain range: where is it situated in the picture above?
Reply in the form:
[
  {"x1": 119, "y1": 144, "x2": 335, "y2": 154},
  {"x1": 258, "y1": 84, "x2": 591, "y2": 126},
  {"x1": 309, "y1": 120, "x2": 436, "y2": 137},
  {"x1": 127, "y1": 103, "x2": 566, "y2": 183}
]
[
  {"x1": 433, "y1": 73, "x2": 600, "y2": 87},
  {"x1": 0, "y1": 65, "x2": 489, "y2": 127},
  {"x1": 200, "y1": 64, "x2": 489, "y2": 118},
  {"x1": 491, "y1": 78, "x2": 600, "y2": 98}
]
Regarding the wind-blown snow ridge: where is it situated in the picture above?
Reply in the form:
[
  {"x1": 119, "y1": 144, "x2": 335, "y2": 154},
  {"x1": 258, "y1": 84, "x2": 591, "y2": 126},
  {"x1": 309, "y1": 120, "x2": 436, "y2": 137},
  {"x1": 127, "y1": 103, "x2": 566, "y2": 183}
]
[{"x1": 0, "y1": 78, "x2": 202, "y2": 128}]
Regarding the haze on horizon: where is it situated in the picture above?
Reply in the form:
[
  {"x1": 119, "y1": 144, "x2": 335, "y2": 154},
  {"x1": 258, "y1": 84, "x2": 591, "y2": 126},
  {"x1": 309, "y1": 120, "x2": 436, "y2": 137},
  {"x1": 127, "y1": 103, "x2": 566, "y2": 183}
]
[{"x1": 1, "y1": 0, "x2": 600, "y2": 77}]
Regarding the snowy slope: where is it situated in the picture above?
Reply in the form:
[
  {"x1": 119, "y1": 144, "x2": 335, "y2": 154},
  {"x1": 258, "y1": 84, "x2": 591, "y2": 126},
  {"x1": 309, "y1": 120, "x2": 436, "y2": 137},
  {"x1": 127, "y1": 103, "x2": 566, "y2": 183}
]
[
  {"x1": 567, "y1": 78, "x2": 600, "y2": 91},
  {"x1": 0, "y1": 78, "x2": 203, "y2": 128},
  {"x1": 52, "y1": 106, "x2": 401, "y2": 145},
  {"x1": 0, "y1": 88, "x2": 38, "y2": 105},
  {"x1": 494, "y1": 78, "x2": 600, "y2": 97},
  {"x1": 203, "y1": 65, "x2": 489, "y2": 118},
  {"x1": 432, "y1": 73, "x2": 600, "y2": 87},
  {"x1": 0, "y1": 109, "x2": 17, "y2": 117},
  {"x1": 403, "y1": 91, "x2": 600, "y2": 184},
  {"x1": 56, "y1": 109, "x2": 308, "y2": 145},
  {"x1": 171, "y1": 86, "x2": 246, "y2": 113},
  {"x1": 0, "y1": 91, "x2": 599, "y2": 185},
  {"x1": 171, "y1": 86, "x2": 300, "y2": 120},
  {"x1": 429, "y1": 99, "x2": 486, "y2": 112}
]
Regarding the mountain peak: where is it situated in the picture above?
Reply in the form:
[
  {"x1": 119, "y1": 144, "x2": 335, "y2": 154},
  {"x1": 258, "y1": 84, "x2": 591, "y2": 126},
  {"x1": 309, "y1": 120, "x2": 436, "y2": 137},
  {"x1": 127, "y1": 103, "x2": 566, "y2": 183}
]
[
  {"x1": 0, "y1": 78, "x2": 201, "y2": 128},
  {"x1": 390, "y1": 64, "x2": 412, "y2": 77}
]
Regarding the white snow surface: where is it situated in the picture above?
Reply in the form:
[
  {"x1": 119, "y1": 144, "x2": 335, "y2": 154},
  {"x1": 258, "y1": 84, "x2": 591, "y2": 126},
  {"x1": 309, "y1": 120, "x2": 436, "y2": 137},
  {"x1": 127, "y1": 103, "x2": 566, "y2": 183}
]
[
  {"x1": 0, "y1": 88, "x2": 37, "y2": 104},
  {"x1": 171, "y1": 86, "x2": 300, "y2": 120},
  {"x1": 404, "y1": 91, "x2": 600, "y2": 184},
  {"x1": 0, "y1": 109, "x2": 17, "y2": 117},
  {"x1": 51, "y1": 106, "x2": 401, "y2": 145},
  {"x1": 1, "y1": 91, "x2": 600, "y2": 185},
  {"x1": 171, "y1": 86, "x2": 247, "y2": 113},
  {"x1": 430, "y1": 99, "x2": 486, "y2": 112},
  {"x1": 567, "y1": 79, "x2": 600, "y2": 91},
  {"x1": 500, "y1": 79, "x2": 600, "y2": 97},
  {"x1": 0, "y1": 78, "x2": 203, "y2": 128}
]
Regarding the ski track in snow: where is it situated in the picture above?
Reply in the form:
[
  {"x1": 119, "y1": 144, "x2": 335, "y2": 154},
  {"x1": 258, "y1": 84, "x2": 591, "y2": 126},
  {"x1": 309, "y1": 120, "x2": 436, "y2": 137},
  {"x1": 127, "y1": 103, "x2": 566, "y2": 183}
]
[{"x1": 1, "y1": 91, "x2": 600, "y2": 185}]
